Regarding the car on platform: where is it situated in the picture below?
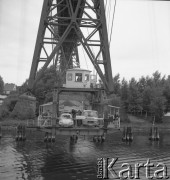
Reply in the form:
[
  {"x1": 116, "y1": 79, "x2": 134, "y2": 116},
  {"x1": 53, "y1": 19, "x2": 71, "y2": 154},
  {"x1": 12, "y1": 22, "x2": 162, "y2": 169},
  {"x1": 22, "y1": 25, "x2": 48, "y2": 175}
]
[
  {"x1": 81, "y1": 110, "x2": 102, "y2": 127},
  {"x1": 59, "y1": 113, "x2": 74, "y2": 127}
]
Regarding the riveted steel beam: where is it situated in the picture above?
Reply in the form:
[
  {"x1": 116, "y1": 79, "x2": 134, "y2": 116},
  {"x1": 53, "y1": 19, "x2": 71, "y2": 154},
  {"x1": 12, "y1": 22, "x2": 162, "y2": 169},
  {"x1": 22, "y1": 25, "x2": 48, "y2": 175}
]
[{"x1": 28, "y1": 0, "x2": 114, "y2": 94}]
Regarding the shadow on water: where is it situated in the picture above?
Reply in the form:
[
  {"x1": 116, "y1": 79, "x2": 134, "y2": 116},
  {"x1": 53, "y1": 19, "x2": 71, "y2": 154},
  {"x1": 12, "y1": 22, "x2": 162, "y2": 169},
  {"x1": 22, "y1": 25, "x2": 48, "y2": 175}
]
[{"x1": 0, "y1": 129, "x2": 170, "y2": 180}]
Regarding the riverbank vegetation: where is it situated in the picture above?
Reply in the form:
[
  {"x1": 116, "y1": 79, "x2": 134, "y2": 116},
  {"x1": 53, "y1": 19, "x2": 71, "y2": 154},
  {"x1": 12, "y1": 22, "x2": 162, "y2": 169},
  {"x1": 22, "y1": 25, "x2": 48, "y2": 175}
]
[
  {"x1": 113, "y1": 71, "x2": 170, "y2": 123},
  {"x1": 0, "y1": 75, "x2": 4, "y2": 94},
  {"x1": 0, "y1": 67, "x2": 170, "y2": 123}
]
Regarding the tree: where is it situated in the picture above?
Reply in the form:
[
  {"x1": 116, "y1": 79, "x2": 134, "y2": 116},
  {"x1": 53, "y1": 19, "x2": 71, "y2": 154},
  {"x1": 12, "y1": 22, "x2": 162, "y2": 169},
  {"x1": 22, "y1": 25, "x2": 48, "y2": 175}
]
[
  {"x1": 142, "y1": 86, "x2": 152, "y2": 114},
  {"x1": 145, "y1": 75, "x2": 153, "y2": 87},
  {"x1": 138, "y1": 76, "x2": 146, "y2": 93},
  {"x1": 163, "y1": 75, "x2": 170, "y2": 112},
  {"x1": 128, "y1": 78, "x2": 142, "y2": 114},
  {"x1": 120, "y1": 78, "x2": 129, "y2": 110},
  {"x1": 108, "y1": 94, "x2": 121, "y2": 107},
  {"x1": 152, "y1": 71, "x2": 166, "y2": 87},
  {"x1": 0, "y1": 94, "x2": 18, "y2": 119},
  {"x1": 152, "y1": 71, "x2": 161, "y2": 86},
  {"x1": 20, "y1": 65, "x2": 62, "y2": 105},
  {"x1": 112, "y1": 74, "x2": 120, "y2": 95},
  {"x1": 149, "y1": 87, "x2": 166, "y2": 122},
  {"x1": 19, "y1": 79, "x2": 29, "y2": 94},
  {"x1": 0, "y1": 75, "x2": 4, "y2": 94}
]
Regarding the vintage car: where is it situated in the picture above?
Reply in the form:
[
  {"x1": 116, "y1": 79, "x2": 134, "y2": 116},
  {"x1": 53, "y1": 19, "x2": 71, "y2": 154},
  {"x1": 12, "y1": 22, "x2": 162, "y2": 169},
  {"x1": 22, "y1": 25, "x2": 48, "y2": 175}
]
[
  {"x1": 59, "y1": 113, "x2": 74, "y2": 127},
  {"x1": 80, "y1": 110, "x2": 103, "y2": 127}
]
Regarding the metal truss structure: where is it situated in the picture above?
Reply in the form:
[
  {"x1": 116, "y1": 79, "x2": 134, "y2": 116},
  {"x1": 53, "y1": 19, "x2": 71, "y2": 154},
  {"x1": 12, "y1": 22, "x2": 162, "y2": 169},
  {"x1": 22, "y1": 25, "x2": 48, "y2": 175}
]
[{"x1": 28, "y1": 0, "x2": 114, "y2": 94}]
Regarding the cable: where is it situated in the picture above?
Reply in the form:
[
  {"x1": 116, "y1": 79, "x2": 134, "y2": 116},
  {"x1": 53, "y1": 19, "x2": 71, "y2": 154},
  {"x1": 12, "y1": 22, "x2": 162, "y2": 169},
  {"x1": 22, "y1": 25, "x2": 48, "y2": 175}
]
[
  {"x1": 109, "y1": 0, "x2": 117, "y2": 47},
  {"x1": 82, "y1": 46, "x2": 88, "y2": 70},
  {"x1": 106, "y1": 0, "x2": 111, "y2": 34},
  {"x1": 105, "y1": 0, "x2": 108, "y2": 11},
  {"x1": 58, "y1": 44, "x2": 78, "y2": 84}
]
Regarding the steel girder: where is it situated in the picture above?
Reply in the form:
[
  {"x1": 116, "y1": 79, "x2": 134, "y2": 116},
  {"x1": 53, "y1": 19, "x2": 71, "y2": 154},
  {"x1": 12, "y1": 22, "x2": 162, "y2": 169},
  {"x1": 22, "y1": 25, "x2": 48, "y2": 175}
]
[{"x1": 28, "y1": 0, "x2": 114, "y2": 94}]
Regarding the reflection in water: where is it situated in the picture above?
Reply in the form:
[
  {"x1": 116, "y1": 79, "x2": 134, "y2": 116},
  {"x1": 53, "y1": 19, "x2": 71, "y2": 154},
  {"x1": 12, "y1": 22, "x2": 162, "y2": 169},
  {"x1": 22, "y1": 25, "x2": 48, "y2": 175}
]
[{"x1": 0, "y1": 129, "x2": 170, "y2": 180}]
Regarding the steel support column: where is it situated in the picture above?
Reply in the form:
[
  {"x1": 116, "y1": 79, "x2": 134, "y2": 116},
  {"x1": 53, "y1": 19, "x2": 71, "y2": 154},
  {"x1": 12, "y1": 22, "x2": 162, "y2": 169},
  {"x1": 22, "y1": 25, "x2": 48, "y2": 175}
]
[{"x1": 28, "y1": 0, "x2": 114, "y2": 93}]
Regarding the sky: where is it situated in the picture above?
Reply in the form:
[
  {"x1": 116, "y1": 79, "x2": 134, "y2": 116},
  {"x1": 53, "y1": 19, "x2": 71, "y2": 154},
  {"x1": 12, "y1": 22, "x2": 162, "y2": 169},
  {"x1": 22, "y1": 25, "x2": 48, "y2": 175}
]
[{"x1": 0, "y1": 0, "x2": 170, "y2": 86}]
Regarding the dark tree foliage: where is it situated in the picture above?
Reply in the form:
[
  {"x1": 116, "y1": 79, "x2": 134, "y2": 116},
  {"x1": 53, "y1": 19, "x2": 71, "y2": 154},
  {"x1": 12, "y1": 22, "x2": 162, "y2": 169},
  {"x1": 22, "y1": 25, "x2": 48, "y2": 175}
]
[
  {"x1": 128, "y1": 78, "x2": 143, "y2": 114},
  {"x1": 149, "y1": 87, "x2": 166, "y2": 122},
  {"x1": 19, "y1": 67, "x2": 170, "y2": 123},
  {"x1": 118, "y1": 71, "x2": 168, "y2": 122},
  {"x1": 0, "y1": 94, "x2": 18, "y2": 119},
  {"x1": 120, "y1": 78, "x2": 128, "y2": 110},
  {"x1": 0, "y1": 75, "x2": 4, "y2": 94},
  {"x1": 34, "y1": 65, "x2": 61, "y2": 104},
  {"x1": 20, "y1": 65, "x2": 63, "y2": 105},
  {"x1": 19, "y1": 79, "x2": 29, "y2": 94},
  {"x1": 112, "y1": 74, "x2": 120, "y2": 95}
]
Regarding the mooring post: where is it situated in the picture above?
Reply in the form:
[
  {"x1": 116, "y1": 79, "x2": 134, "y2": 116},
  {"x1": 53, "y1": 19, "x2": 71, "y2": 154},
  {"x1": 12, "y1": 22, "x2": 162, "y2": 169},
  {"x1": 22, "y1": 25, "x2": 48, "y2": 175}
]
[
  {"x1": 122, "y1": 127, "x2": 126, "y2": 141},
  {"x1": 22, "y1": 125, "x2": 26, "y2": 141},
  {"x1": 0, "y1": 126, "x2": 2, "y2": 139}
]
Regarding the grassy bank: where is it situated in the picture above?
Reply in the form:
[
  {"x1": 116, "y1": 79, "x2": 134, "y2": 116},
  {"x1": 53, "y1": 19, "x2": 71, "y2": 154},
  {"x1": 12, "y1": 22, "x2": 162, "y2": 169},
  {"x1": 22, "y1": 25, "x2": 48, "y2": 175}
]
[
  {"x1": 0, "y1": 118, "x2": 29, "y2": 127},
  {"x1": 121, "y1": 115, "x2": 170, "y2": 131}
]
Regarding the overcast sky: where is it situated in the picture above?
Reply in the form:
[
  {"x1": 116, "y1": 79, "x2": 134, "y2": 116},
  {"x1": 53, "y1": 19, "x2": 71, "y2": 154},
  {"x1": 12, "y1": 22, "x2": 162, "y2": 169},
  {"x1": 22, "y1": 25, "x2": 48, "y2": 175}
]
[{"x1": 0, "y1": 0, "x2": 170, "y2": 86}]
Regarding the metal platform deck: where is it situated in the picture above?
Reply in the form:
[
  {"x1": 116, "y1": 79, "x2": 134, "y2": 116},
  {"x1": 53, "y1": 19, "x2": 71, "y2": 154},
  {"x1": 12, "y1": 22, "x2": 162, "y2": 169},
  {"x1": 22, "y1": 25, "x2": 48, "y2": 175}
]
[{"x1": 36, "y1": 126, "x2": 107, "y2": 136}]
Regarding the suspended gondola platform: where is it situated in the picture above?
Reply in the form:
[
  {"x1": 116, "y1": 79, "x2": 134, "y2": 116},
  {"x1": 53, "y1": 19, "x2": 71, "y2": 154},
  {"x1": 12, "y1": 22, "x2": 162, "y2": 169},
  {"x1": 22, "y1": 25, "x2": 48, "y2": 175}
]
[
  {"x1": 26, "y1": 117, "x2": 120, "y2": 138},
  {"x1": 27, "y1": 120, "x2": 106, "y2": 135},
  {"x1": 38, "y1": 127, "x2": 107, "y2": 136},
  {"x1": 26, "y1": 68, "x2": 121, "y2": 140}
]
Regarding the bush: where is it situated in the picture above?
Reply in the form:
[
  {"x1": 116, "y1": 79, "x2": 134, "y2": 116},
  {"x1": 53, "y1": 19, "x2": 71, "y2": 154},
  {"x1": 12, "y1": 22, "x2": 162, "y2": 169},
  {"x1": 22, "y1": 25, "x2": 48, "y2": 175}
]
[
  {"x1": 0, "y1": 94, "x2": 18, "y2": 120},
  {"x1": 0, "y1": 106, "x2": 10, "y2": 120},
  {"x1": 12, "y1": 101, "x2": 35, "y2": 120},
  {"x1": 9, "y1": 110, "x2": 18, "y2": 119},
  {"x1": 8, "y1": 100, "x2": 17, "y2": 112},
  {"x1": 17, "y1": 108, "x2": 35, "y2": 120}
]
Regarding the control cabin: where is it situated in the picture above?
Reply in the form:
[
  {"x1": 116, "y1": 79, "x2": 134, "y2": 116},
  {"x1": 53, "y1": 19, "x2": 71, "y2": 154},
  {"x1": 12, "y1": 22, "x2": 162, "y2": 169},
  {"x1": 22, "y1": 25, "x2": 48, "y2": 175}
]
[{"x1": 63, "y1": 68, "x2": 97, "y2": 88}]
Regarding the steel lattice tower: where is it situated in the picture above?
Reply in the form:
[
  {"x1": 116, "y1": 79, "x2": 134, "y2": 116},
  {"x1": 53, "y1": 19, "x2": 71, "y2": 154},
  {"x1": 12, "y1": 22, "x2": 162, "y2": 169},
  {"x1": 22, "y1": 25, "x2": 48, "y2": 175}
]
[{"x1": 28, "y1": 0, "x2": 113, "y2": 94}]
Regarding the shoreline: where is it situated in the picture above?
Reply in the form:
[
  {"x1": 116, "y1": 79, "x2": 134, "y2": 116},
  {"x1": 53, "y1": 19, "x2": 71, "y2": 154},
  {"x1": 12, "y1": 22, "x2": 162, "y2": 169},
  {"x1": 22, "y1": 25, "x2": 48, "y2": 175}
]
[
  {"x1": 0, "y1": 118, "x2": 29, "y2": 128},
  {"x1": 1, "y1": 115, "x2": 170, "y2": 132}
]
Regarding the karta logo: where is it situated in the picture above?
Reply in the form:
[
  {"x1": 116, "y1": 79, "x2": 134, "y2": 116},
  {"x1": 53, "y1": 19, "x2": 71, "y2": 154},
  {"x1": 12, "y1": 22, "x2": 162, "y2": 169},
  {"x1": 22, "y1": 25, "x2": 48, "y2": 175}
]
[{"x1": 97, "y1": 158, "x2": 169, "y2": 179}]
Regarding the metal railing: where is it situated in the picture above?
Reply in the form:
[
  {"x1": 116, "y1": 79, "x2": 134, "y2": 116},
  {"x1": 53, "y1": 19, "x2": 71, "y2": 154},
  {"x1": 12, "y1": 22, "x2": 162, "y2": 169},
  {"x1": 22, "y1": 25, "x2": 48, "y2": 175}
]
[
  {"x1": 38, "y1": 116, "x2": 53, "y2": 127},
  {"x1": 107, "y1": 116, "x2": 120, "y2": 129},
  {"x1": 27, "y1": 119, "x2": 37, "y2": 127}
]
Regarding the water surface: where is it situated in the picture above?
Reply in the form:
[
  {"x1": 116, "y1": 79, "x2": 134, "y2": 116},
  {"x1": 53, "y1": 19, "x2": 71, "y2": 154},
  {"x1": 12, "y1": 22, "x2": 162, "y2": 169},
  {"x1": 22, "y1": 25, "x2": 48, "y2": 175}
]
[{"x1": 0, "y1": 129, "x2": 170, "y2": 180}]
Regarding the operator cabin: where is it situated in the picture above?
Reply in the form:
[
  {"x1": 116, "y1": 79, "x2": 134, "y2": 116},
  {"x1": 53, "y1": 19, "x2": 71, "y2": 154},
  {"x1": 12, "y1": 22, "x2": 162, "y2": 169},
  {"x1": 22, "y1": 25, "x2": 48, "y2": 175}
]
[{"x1": 63, "y1": 68, "x2": 97, "y2": 88}]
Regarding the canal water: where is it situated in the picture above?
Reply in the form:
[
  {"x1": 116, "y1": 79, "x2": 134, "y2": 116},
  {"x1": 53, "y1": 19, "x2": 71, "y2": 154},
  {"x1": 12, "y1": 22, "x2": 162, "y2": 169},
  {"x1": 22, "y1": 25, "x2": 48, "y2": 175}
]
[{"x1": 0, "y1": 129, "x2": 170, "y2": 180}]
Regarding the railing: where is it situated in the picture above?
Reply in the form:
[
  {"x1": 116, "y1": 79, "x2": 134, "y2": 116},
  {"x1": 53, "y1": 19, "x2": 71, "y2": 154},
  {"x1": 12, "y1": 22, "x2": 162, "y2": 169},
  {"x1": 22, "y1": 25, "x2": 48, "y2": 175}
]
[
  {"x1": 37, "y1": 116, "x2": 53, "y2": 127},
  {"x1": 27, "y1": 119, "x2": 37, "y2": 127},
  {"x1": 107, "y1": 116, "x2": 120, "y2": 129},
  {"x1": 114, "y1": 118, "x2": 120, "y2": 129}
]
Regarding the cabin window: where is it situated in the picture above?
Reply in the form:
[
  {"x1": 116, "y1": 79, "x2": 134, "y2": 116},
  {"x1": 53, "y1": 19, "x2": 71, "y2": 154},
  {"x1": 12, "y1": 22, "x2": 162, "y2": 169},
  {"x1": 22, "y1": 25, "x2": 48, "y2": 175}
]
[
  {"x1": 91, "y1": 75, "x2": 96, "y2": 80},
  {"x1": 85, "y1": 74, "x2": 89, "y2": 81},
  {"x1": 75, "y1": 73, "x2": 82, "y2": 82},
  {"x1": 67, "y1": 73, "x2": 72, "y2": 81}
]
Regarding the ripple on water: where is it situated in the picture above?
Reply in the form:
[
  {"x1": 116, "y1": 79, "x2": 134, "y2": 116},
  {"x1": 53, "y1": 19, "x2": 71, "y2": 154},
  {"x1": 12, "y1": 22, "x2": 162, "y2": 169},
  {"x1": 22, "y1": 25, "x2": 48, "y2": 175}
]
[{"x1": 0, "y1": 130, "x2": 170, "y2": 180}]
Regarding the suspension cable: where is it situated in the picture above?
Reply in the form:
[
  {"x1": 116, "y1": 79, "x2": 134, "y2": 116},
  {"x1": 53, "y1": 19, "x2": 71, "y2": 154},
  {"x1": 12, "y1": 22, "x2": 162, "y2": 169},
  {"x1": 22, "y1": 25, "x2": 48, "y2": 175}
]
[
  {"x1": 58, "y1": 43, "x2": 79, "y2": 84},
  {"x1": 105, "y1": 0, "x2": 108, "y2": 11},
  {"x1": 109, "y1": 0, "x2": 117, "y2": 47},
  {"x1": 82, "y1": 46, "x2": 89, "y2": 70},
  {"x1": 106, "y1": 0, "x2": 111, "y2": 34}
]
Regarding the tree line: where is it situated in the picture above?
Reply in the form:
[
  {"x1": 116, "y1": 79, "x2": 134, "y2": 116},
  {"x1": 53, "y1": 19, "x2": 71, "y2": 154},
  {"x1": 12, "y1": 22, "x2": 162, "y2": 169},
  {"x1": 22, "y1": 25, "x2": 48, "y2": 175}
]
[
  {"x1": 112, "y1": 71, "x2": 170, "y2": 122},
  {"x1": 0, "y1": 75, "x2": 4, "y2": 94},
  {"x1": 1, "y1": 68, "x2": 170, "y2": 122},
  {"x1": 21, "y1": 67, "x2": 170, "y2": 122}
]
